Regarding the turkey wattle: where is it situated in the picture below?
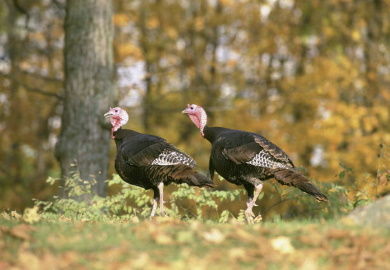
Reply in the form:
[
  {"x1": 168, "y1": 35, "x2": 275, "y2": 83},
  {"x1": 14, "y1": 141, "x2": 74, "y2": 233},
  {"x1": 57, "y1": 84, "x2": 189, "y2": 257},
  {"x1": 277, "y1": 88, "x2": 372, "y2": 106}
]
[
  {"x1": 182, "y1": 104, "x2": 328, "y2": 223},
  {"x1": 104, "y1": 107, "x2": 215, "y2": 217}
]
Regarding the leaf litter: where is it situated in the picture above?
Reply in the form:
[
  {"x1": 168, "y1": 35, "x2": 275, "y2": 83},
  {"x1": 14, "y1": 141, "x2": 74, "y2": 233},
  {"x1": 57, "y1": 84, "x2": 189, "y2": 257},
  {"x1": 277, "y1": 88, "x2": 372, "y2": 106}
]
[{"x1": 1, "y1": 214, "x2": 390, "y2": 269}]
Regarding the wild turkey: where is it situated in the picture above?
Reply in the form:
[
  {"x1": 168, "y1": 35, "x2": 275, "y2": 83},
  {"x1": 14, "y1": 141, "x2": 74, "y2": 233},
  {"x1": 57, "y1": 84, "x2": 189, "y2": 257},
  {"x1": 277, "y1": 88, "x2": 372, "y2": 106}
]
[
  {"x1": 104, "y1": 107, "x2": 215, "y2": 217},
  {"x1": 182, "y1": 104, "x2": 328, "y2": 223}
]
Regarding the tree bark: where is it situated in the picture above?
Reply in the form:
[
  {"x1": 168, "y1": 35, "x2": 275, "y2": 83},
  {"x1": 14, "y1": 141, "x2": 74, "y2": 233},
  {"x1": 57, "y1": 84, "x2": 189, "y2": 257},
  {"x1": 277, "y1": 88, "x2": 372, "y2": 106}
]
[{"x1": 56, "y1": 0, "x2": 114, "y2": 197}]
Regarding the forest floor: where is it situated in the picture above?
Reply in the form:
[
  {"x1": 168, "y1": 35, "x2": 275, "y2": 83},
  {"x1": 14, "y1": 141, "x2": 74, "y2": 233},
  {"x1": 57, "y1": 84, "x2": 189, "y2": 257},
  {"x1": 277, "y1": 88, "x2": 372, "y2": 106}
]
[{"x1": 1, "y1": 214, "x2": 389, "y2": 270}]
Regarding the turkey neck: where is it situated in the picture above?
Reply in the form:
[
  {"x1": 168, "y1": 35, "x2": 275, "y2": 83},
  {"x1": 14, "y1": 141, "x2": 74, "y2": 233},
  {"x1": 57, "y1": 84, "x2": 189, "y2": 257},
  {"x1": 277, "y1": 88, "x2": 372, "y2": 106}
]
[
  {"x1": 113, "y1": 128, "x2": 140, "y2": 141},
  {"x1": 203, "y1": 126, "x2": 227, "y2": 144}
]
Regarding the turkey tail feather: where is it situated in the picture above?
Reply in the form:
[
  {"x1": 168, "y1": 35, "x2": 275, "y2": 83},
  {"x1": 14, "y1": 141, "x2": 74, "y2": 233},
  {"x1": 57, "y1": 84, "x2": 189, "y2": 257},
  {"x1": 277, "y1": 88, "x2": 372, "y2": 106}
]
[
  {"x1": 273, "y1": 169, "x2": 329, "y2": 202},
  {"x1": 147, "y1": 165, "x2": 216, "y2": 188},
  {"x1": 184, "y1": 172, "x2": 216, "y2": 188},
  {"x1": 171, "y1": 166, "x2": 215, "y2": 187}
]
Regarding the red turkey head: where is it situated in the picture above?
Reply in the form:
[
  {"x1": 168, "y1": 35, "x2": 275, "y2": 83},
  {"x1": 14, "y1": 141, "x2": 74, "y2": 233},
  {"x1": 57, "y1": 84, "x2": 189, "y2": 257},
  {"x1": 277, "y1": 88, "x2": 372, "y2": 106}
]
[
  {"x1": 104, "y1": 107, "x2": 129, "y2": 138},
  {"x1": 182, "y1": 104, "x2": 207, "y2": 137}
]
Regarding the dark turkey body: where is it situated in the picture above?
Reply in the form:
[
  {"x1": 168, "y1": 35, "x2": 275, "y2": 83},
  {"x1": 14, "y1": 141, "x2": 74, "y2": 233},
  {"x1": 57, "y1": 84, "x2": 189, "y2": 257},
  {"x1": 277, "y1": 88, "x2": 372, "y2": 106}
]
[
  {"x1": 204, "y1": 126, "x2": 293, "y2": 186},
  {"x1": 202, "y1": 125, "x2": 328, "y2": 202},
  {"x1": 113, "y1": 129, "x2": 213, "y2": 194},
  {"x1": 210, "y1": 154, "x2": 273, "y2": 185}
]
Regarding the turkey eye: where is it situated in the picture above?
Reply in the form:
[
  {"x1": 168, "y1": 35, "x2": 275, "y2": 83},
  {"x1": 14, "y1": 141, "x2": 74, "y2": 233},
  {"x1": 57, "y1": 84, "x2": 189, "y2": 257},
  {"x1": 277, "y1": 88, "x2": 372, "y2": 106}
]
[
  {"x1": 114, "y1": 109, "x2": 118, "y2": 112},
  {"x1": 190, "y1": 106, "x2": 194, "y2": 110}
]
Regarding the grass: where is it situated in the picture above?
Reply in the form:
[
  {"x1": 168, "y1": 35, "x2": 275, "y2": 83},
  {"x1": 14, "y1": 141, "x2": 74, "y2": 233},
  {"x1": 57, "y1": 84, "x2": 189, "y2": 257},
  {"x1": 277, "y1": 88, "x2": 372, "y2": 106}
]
[
  {"x1": 1, "y1": 173, "x2": 388, "y2": 269},
  {"x1": 1, "y1": 214, "x2": 389, "y2": 270}
]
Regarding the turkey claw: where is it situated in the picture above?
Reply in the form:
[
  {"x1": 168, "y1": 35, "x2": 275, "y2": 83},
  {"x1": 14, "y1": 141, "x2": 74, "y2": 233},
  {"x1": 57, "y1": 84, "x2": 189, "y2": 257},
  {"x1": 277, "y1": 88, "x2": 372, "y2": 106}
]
[
  {"x1": 245, "y1": 210, "x2": 255, "y2": 224},
  {"x1": 253, "y1": 214, "x2": 262, "y2": 223},
  {"x1": 245, "y1": 210, "x2": 262, "y2": 224}
]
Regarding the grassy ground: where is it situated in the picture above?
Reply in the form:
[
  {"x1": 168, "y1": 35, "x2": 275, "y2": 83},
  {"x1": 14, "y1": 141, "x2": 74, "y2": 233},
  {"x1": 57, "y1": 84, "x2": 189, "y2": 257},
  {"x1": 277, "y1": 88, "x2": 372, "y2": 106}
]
[{"x1": 1, "y1": 214, "x2": 389, "y2": 270}]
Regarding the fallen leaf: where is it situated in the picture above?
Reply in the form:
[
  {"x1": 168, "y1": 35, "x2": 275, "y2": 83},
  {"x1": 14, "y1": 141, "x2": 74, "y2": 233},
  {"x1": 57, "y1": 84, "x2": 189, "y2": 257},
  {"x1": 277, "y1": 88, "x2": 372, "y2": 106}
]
[
  {"x1": 190, "y1": 220, "x2": 201, "y2": 232},
  {"x1": 300, "y1": 256, "x2": 320, "y2": 270},
  {"x1": 176, "y1": 231, "x2": 194, "y2": 244},
  {"x1": 18, "y1": 250, "x2": 42, "y2": 270},
  {"x1": 0, "y1": 225, "x2": 8, "y2": 232},
  {"x1": 0, "y1": 261, "x2": 12, "y2": 270},
  {"x1": 229, "y1": 247, "x2": 247, "y2": 261},
  {"x1": 9, "y1": 224, "x2": 37, "y2": 241},
  {"x1": 234, "y1": 227, "x2": 255, "y2": 242},
  {"x1": 328, "y1": 229, "x2": 351, "y2": 239},
  {"x1": 271, "y1": 236, "x2": 295, "y2": 255},
  {"x1": 132, "y1": 252, "x2": 150, "y2": 269},
  {"x1": 59, "y1": 251, "x2": 80, "y2": 268},
  {"x1": 202, "y1": 229, "x2": 225, "y2": 244},
  {"x1": 153, "y1": 232, "x2": 174, "y2": 245}
]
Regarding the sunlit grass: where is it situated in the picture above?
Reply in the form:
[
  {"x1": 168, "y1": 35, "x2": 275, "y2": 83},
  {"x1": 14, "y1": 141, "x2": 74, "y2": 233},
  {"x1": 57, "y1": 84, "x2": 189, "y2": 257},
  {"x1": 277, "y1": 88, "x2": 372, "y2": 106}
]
[
  {"x1": 1, "y1": 171, "x2": 389, "y2": 269},
  {"x1": 1, "y1": 214, "x2": 389, "y2": 269}
]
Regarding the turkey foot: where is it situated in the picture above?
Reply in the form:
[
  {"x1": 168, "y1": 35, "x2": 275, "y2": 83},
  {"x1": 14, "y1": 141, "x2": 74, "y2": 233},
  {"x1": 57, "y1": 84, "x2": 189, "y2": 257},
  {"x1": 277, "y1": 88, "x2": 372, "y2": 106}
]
[
  {"x1": 245, "y1": 209, "x2": 255, "y2": 224},
  {"x1": 244, "y1": 210, "x2": 262, "y2": 224},
  {"x1": 244, "y1": 183, "x2": 263, "y2": 224},
  {"x1": 253, "y1": 214, "x2": 262, "y2": 223},
  {"x1": 150, "y1": 198, "x2": 167, "y2": 218}
]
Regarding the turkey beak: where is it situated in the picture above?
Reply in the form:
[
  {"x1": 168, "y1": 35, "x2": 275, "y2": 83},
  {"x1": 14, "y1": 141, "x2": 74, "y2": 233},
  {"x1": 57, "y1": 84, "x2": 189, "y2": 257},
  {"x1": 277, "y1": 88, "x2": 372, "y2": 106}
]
[
  {"x1": 182, "y1": 108, "x2": 189, "y2": 114},
  {"x1": 104, "y1": 112, "x2": 113, "y2": 118}
]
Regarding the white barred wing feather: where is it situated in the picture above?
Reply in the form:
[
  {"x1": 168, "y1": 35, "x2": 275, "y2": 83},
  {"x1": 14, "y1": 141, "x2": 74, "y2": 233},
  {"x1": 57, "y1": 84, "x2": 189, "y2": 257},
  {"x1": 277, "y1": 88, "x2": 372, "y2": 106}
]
[
  {"x1": 151, "y1": 149, "x2": 197, "y2": 167},
  {"x1": 246, "y1": 150, "x2": 291, "y2": 170}
]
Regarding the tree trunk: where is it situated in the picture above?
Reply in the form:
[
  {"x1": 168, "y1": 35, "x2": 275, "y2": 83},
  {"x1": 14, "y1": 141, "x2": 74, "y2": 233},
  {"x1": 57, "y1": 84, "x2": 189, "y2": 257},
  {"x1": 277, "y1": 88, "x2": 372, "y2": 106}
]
[
  {"x1": 56, "y1": 0, "x2": 114, "y2": 197},
  {"x1": 4, "y1": 0, "x2": 25, "y2": 185}
]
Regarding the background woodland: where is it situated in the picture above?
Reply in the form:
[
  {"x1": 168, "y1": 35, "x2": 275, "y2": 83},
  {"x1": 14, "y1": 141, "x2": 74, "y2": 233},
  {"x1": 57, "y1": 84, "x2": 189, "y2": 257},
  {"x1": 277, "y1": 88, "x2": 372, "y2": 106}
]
[{"x1": 0, "y1": 0, "x2": 389, "y2": 217}]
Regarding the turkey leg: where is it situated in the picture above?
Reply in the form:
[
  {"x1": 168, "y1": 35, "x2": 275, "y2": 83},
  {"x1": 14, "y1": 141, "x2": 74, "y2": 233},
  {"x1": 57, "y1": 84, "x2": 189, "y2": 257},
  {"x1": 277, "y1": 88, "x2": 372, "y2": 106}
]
[
  {"x1": 244, "y1": 183, "x2": 263, "y2": 223},
  {"x1": 157, "y1": 182, "x2": 166, "y2": 216},
  {"x1": 150, "y1": 198, "x2": 158, "y2": 218}
]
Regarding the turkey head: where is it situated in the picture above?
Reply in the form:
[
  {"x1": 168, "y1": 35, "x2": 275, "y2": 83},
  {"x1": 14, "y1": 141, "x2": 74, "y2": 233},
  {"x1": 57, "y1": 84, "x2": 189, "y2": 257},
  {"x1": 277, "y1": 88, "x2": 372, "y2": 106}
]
[
  {"x1": 104, "y1": 107, "x2": 129, "y2": 138},
  {"x1": 182, "y1": 104, "x2": 207, "y2": 137}
]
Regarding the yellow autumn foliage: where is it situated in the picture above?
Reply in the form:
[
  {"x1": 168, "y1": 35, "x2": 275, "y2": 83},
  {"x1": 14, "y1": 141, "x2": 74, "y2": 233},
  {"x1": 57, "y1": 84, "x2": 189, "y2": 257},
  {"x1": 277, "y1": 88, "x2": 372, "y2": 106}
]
[
  {"x1": 1, "y1": 0, "x2": 390, "y2": 212},
  {"x1": 113, "y1": 13, "x2": 129, "y2": 27}
]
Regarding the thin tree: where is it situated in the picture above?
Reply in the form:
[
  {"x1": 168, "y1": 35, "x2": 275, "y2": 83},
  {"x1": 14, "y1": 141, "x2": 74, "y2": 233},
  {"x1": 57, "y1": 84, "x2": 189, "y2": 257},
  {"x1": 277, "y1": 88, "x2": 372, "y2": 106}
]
[{"x1": 56, "y1": 0, "x2": 115, "y2": 197}]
